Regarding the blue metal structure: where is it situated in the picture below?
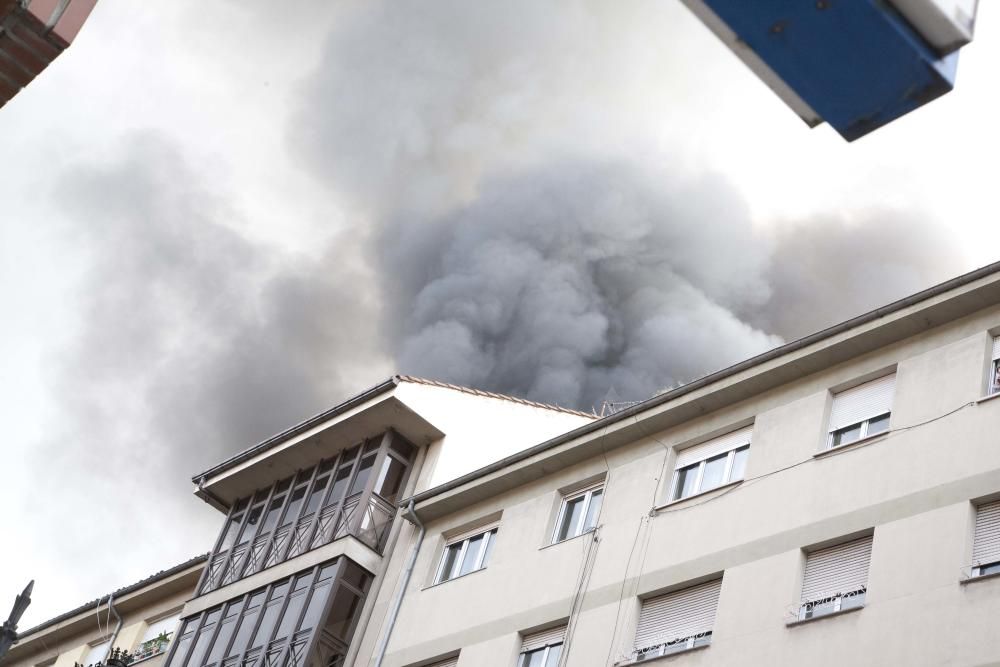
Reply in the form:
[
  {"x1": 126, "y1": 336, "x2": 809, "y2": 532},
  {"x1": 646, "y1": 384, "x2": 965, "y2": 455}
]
[{"x1": 688, "y1": 0, "x2": 965, "y2": 141}]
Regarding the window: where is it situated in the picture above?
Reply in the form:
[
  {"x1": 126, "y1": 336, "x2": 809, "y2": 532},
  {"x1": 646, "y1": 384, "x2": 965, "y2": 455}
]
[
  {"x1": 827, "y1": 374, "x2": 895, "y2": 449},
  {"x1": 989, "y1": 336, "x2": 1000, "y2": 396},
  {"x1": 633, "y1": 578, "x2": 721, "y2": 661},
  {"x1": 166, "y1": 558, "x2": 371, "y2": 667},
  {"x1": 518, "y1": 626, "x2": 565, "y2": 667},
  {"x1": 669, "y1": 427, "x2": 751, "y2": 502},
  {"x1": 798, "y1": 535, "x2": 872, "y2": 620},
  {"x1": 133, "y1": 613, "x2": 180, "y2": 661},
  {"x1": 972, "y1": 499, "x2": 1000, "y2": 577},
  {"x1": 436, "y1": 526, "x2": 498, "y2": 583},
  {"x1": 552, "y1": 485, "x2": 603, "y2": 544},
  {"x1": 199, "y1": 432, "x2": 416, "y2": 595}
]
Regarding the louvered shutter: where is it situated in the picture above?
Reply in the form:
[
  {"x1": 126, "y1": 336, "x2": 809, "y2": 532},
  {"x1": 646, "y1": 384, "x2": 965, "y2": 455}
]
[
  {"x1": 633, "y1": 579, "x2": 722, "y2": 652},
  {"x1": 140, "y1": 614, "x2": 180, "y2": 643},
  {"x1": 993, "y1": 336, "x2": 1000, "y2": 361},
  {"x1": 520, "y1": 626, "x2": 565, "y2": 653},
  {"x1": 828, "y1": 375, "x2": 895, "y2": 432},
  {"x1": 973, "y1": 500, "x2": 1000, "y2": 567},
  {"x1": 428, "y1": 656, "x2": 459, "y2": 667},
  {"x1": 800, "y1": 536, "x2": 873, "y2": 603},
  {"x1": 675, "y1": 427, "x2": 752, "y2": 469}
]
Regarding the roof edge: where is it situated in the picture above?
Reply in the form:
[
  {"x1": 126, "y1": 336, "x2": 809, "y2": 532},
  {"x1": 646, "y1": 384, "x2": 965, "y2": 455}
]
[
  {"x1": 191, "y1": 377, "x2": 401, "y2": 483},
  {"x1": 16, "y1": 554, "x2": 209, "y2": 642},
  {"x1": 402, "y1": 259, "x2": 1000, "y2": 510}
]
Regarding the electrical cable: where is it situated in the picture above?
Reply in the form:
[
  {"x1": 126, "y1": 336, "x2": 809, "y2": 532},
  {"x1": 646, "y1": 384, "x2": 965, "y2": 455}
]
[{"x1": 599, "y1": 397, "x2": 979, "y2": 663}]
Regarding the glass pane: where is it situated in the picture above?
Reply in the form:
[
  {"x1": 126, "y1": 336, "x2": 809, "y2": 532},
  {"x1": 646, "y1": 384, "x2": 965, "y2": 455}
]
[
  {"x1": 299, "y1": 581, "x2": 332, "y2": 632},
  {"x1": 583, "y1": 490, "x2": 603, "y2": 531},
  {"x1": 243, "y1": 504, "x2": 264, "y2": 534},
  {"x1": 373, "y1": 456, "x2": 407, "y2": 504},
  {"x1": 260, "y1": 497, "x2": 285, "y2": 534},
  {"x1": 729, "y1": 446, "x2": 749, "y2": 482},
  {"x1": 831, "y1": 423, "x2": 862, "y2": 448},
  {"x1": 326, "y1": 468, "x2": 351, "y2": 507},
  {"x1": 306, "y1": 476, "x2": 330, "y2": 514},
  {"x1": 348, "y1": 454, "x2": 377, "y2": 496},
  {"x1": 701, "y1": 453, "x2": 728, "y2": 491},
  {"x1": 459, "y1": 534, "x2": 485, "y2": 576},
  {"x1": 481, "y1": 529, "x2": 497, "y2": 568},
  {"x1": 317, "y1": 563, "x2": 339, "y2": 583},
  {"x1": 992, "y1": 359, "x2": 1000, "y2": 395},
  {"x1": 341, "y1": 561, "x2": 370, "y2": 591},
  {"x1": 867, "y1": 413, "x2": 890, "y2": 436},
  {"x1": 228, "y1": 605, "x2": 260, "y2": 656},
  {"x1": 325, "y1": 587, "x2": 362, "y2": 640},
  {"x1": 284, "y1": 486, "x2": 307, "y2": 522},
  {"x1": 544, "y1": 644, "x2": 562, "y2": 667},
  {"x1": 556, "y1": 496, "x2": 585, "y2": 542},
  {"x1": 671, "y1": 465, "x2": 699, "y2": 501},
  {"x1": 220, "y1": 514, "x2": 244, "y2": 550},
  {"x1": 521, "y1": 648, "x2": 546, "y2": 667},
  {"x1": 187, "y1": 617, "x2": 218, "y2": 667},
  {"x1": 207, "y1": 619, "x2": 237, "y2": 664},
  {"x1": 439, "y1": 543, "x2": 463, "y2": 582},
  {"x1": 390, "y1": 436, "x2": 415, "y2": 460},
  {"x1": 275, "y1": 592, "x2": 307, "y2": 640},
  {"x1": 292, "y1": 574, "x2": 311, "y2": 592},
  {"x1": 250, "y1": 603, "x2": 281, "y2": 648}
]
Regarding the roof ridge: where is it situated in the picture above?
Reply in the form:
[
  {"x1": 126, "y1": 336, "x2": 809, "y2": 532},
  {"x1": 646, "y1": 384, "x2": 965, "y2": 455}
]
[{"x1": 396, "y1": 375, "x2": 597, "y2": 419}]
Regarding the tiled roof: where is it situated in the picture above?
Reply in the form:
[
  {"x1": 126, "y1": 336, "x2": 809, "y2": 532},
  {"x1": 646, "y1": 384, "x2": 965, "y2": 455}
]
[
  {"x1": 17, "y1": 554, "x2": 208, "y2": 640},
  {"x1": 397, "y1": 375, "x2": 595, "y2": 419}
]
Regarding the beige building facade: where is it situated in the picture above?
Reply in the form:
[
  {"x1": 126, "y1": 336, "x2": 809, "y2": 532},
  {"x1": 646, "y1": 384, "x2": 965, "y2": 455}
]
[
  {"x1": 5, "y1": 555, "x2": 205, "y2": 667},
  {"x1": 353, "y1": 264, "x2": 1000, "y2": 667}
]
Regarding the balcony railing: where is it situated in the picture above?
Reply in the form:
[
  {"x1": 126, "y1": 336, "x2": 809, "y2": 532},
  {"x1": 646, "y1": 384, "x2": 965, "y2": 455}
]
[{"x1": 133, "y1": 635, "x2": 172, "y2": 663}]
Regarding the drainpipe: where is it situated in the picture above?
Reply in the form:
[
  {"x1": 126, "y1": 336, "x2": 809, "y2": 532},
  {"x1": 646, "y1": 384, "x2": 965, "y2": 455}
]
[
  {"x1": 373, "y1": 501, "x2": 425, "y2": 667},
  {"x1": 103, "y1": 594, "x2": 123, "y2": 662}
]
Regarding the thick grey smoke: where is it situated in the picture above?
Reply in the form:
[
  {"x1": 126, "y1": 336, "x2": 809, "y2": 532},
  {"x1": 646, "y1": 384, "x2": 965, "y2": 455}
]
[
  {"x1": 384, "y1": 160, "x2": 781, "y2": 408},
  {"x1": 291, "y1": 0, "x2": 964, "y2": 408},
  {"x1": 27, "y1": 133, "x2": 385, "y2": 592}
]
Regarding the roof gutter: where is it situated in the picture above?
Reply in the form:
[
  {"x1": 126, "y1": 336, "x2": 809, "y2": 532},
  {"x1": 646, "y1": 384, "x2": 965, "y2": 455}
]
[{"x1": 400, "y1": 259, "x2": 1000, "y2": 509}]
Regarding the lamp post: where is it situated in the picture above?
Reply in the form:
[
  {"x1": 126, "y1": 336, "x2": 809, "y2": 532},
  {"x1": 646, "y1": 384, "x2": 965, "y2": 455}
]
[{"x1": 0, "y1": 581, "x2": 33, "y2": 662}]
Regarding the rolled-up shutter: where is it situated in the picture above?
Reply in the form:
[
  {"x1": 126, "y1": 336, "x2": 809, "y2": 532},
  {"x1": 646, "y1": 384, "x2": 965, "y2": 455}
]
[
  {"x1": 675, "y1": 427, "x2": 752, "y2": 469},
  {"x1": 992, "y1": 336, "x2": 1000, "y2": 361},
  {"x1": 520, "y1": 626, "x2": 565, "y2": 653},
  {"x1": 428, "y1": 656, "x2": 459, "y2": 667},
  {"x1": 973, "y1": 500, "x2": 1000, "y2": 567},
  {"x1": 800, "y1": 536, "x2": 873, "y2": 603},
  {"x1": 634, "y1": 579, "x2": 722, "y2": 653},
  {"x1": 828, "y1": 375, "x2": 895, "y2": 432}
]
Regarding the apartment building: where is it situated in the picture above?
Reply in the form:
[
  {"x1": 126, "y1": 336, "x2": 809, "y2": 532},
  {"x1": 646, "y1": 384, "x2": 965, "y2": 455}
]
[
  {"x1": 163, "y1": 377, "x2": 594, "y2": 667},
  {"x1": 349, "y1": 264, "x2": 1000, "y2": 667},
  {"x1": 5, "y1": 555, "x2": 205, "y2": 667},
  {"x1": 0, "y1": 0, "x2": 99, "y2": 108}
]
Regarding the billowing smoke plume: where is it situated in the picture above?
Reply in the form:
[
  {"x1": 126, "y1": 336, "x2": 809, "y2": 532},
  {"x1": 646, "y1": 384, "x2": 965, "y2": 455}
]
[{"x1": 291, "y1": 0, "x2": 964, "y2": 408}]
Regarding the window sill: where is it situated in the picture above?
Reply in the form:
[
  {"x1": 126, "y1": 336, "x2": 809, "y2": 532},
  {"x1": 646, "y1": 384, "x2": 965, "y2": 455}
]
[
  {"x1": 960, "y1": 570, "x2": 1000, "y2": 586},
  {"x1": 785, "y1": 604, "x2": 863, "y2": 627},
  {"x1": 653, "y1": 480, "x2": 743, "y2": 512},
  {"x1": 421, "y1": 565, "x2": 487, "y2": 590},
  {"x1": 813, "y1": 432, "x2": 887, "y2": 459},
  {"x1": 616, "y1": 643, "x2": 710, "y2": 665},
  {"x1": 540, "y1": 527, "x2": 599, "y2": 551},
  {"x1": 976, "y1": 392, "x2": 1000, "y2": 404}
]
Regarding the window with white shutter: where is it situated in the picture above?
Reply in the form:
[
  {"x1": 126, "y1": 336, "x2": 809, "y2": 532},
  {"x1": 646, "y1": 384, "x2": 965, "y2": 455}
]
[
  {"x1": 973, "y1": 500, "x2": 1000, "y2": 577},
  {"x1": 518, "y1": 626, "x2": 565, "y2": 667},
  {"x1": 632, "y1": 578, "x2": 722, "y2": 661},
  {"x1": 988, "y1": 336, "x2": 1000, "y2": 396},
  {"x1": 827, "y1": 374, "x2": 895, "y2": 449},
  {"x1": 423, "y1": 656, "x2": 459, "y2": 667},
  {"x1": 798, "y1": 535, "x2": 872, "y2": 620},
  {"x1": 668, "y1": 427, "x2": 752, "y2": 502}
]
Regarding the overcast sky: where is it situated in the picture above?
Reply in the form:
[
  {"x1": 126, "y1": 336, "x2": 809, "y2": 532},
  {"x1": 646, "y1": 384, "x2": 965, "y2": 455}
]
[{"x1": 2, "y1": 0, "x2": 999, "y2": 630}]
